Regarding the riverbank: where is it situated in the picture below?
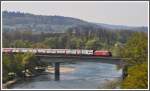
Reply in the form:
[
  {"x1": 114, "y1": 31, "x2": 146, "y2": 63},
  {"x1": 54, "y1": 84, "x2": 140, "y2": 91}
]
[
  {"x1": 2, "y1": 78, "x2": 20, "y2": 89},
  {"x1": 2, "y1": 66, "x2": 76, "y2": 89},
  {"x1": 97, "y1": 78, "x2": 122, "y2": 89}
]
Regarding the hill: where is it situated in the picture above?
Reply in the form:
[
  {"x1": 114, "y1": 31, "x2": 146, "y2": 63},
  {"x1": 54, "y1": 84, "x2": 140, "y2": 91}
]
[{"x1": 2, "y1": 11, "x2": 148, "y2": 33}]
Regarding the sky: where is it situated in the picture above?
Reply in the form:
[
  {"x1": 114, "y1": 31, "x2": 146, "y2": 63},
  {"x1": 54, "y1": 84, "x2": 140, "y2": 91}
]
[{"x1": 1, "y1": 1, "x2": 149, "y2": 26}]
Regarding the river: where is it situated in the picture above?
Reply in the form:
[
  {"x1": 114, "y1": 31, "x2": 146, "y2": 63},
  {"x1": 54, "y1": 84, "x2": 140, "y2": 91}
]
[{"x1": 9, "y1": 62, "x2": 122, "y2": 89}]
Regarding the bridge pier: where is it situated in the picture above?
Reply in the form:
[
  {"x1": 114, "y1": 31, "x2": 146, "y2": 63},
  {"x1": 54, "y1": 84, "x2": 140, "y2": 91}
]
[
  {"x1": 54, "y1": 62, "x2": 60, "y2": 81},
  {"x1": 122, "y1": 65, "x2": 128, "y2": 80}
]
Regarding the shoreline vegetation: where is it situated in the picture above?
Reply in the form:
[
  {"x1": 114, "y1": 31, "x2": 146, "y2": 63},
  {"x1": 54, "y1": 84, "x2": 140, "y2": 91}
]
[{"x1": 2, "y1": 66, "x2": 76, "y2": 89}]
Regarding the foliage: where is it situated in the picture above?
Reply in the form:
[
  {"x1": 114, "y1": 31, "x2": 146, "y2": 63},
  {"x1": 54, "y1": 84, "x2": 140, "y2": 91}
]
[
  {"x1": 32, "y1": 43, "x2": 48, "y2": 48},
  {"x1": 121, "y1": 63, "x2": 148, "y2": 89},
  {"x1": 120, "y1": 32, "x2": 148, "y2": 65},
  {"x1": 43, "y1": 37, "x2": 58, "y2": 48},
  {"x1": 10, "y1": 40, "x2": 32, "y2": 48},
  {"x1": 2, "y1": 53, "x2": 47, "y2": 83},
  {"x1": 2, "y1": 54, "x2": 13, "y2": 82},
  {"x1": 3, "y1": 29, "x2": 136, "y2": 51},
  {"x1": 85, "y1": 38, "x2": 102, "y2": 50},
  {"x1": 111, "y1": 42, "x2": 123, "y2": 57},
  {"x1": 120, "y1": 32, "x2": 148, "y2": 89}
]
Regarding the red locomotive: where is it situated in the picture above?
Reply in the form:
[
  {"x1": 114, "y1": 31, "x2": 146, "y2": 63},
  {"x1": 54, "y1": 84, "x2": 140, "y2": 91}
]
[{"x1": 94, "y1": 50, "x2": 112, "y2": 57}]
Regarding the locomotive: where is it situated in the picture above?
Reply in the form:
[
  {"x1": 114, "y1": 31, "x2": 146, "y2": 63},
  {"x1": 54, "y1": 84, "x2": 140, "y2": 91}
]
[{"x1": 2, "y1": 48, "x2": 112, "y2": 57}]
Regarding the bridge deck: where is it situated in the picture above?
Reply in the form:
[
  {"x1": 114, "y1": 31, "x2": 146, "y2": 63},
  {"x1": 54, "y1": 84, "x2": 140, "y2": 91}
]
[{"x1": 36, "y1": 54, "x2": 125, "y2": 65}]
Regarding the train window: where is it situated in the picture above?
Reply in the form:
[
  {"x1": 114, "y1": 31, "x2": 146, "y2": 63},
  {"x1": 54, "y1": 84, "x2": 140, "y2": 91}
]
[
  {"x1": 66, "y1": 49, "x2": 76, "y2": 54},
  {"x1": 57, "y1": 50, "x2": 65, "y2": 54}
]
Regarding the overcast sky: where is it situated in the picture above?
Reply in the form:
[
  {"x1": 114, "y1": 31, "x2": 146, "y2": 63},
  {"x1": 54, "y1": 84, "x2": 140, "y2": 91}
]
[{"x1": 2, "y1": 1, "x2": 149, "y2": 26}]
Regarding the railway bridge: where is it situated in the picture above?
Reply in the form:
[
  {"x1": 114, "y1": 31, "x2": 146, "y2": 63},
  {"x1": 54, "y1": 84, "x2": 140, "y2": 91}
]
[{"x1": 2, "y1": 48, "x2": 128, "y2": 81}]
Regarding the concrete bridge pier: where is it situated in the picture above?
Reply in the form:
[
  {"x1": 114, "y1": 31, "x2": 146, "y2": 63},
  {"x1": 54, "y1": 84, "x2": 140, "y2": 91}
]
[
  {"x1": 122, "y1": 65, "x2": 128, "y2": 80},
  {"x1": 54, "y1": 62, "x2": 60, "y2": 81}
]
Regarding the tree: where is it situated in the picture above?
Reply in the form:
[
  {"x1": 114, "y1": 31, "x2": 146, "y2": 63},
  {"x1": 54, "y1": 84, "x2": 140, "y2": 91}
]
[
  {"x1": 3, "y1": 53, "x2": 38, "y2": 79},
  {"x1": 57, "y1": 35, "x2": 68, "y2": 48},
  {"x1": 43, "y1": 37, "x2": 58, "y2": 48},
  {"x1": 120, "y1": 32, "x2": 148, "y2": 89},
  {"x1": 13, "y1": 54, "x2": 26, "y2": 77},
  {"x1": 65, "y1": 37, "x2": 84, "y2": 49},
  {"x1": 122, "y1": 63, "x2": 147, "y2": 89},
  {"x1": 120, "y1": 32, "x2": 147, "y2": 65},
  {"x1": 85, "y1": 38, "x2": 102, "y2": 50},
  {"x1": 2, "y1": 54, "x2": 13, "y2": 82},
  {"x1": 11, "y1": 40, "x2": 32, "y2": 48},
  {"x1": 76, "y1": 38, "x2": 84, "y2": 49},
  {"x1": 32, "y1": 43, "x2": 48, "y2": 48},
  {"x1": 21, "y1": 53, "x2": 39, "y2": 76},
  {"x1": 111, "y1": 42, "x2": 123, "y2": 57}
]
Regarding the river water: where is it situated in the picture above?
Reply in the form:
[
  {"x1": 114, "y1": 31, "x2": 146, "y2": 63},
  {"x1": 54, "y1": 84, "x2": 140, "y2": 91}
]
[{"x1": 10, "y1": 62, "x2": 122, "y2": 89}]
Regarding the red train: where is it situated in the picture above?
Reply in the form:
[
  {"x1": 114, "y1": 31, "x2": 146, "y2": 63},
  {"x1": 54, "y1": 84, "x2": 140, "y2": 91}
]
[{"x1": 2, "y1": 48, "x2": 112, "y2": 57}]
